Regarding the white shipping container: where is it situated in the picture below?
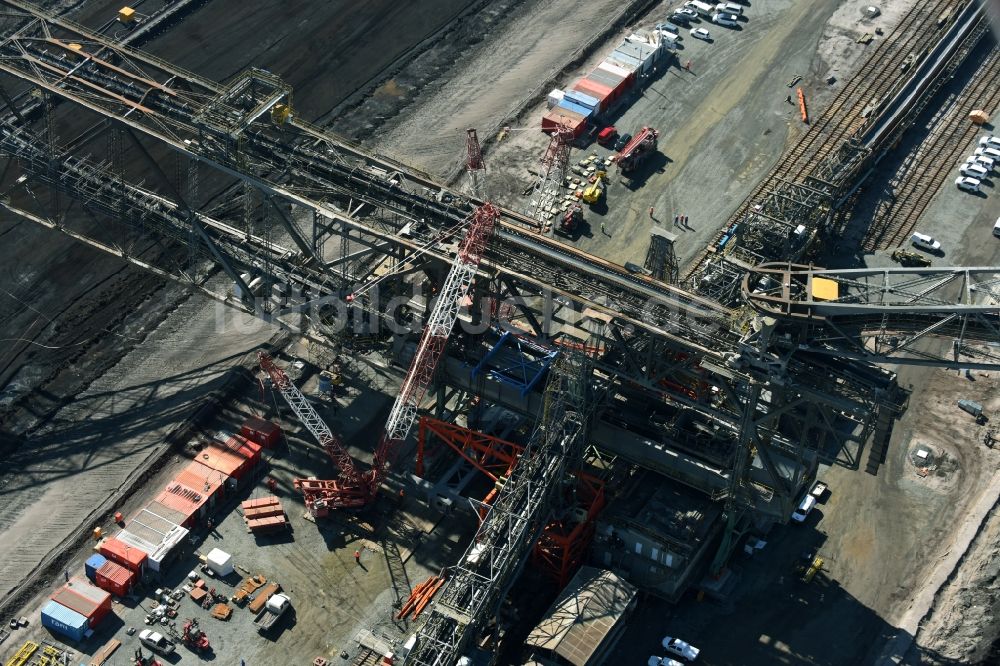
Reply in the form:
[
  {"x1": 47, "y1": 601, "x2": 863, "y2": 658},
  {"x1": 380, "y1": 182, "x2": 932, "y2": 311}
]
[{"x1": 546, "y1": 88, "x2": 564, "y2": 109}]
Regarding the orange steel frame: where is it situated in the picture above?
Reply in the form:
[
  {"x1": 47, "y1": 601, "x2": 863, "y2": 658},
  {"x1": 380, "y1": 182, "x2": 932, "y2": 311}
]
[{"x1": 417, "y1": 416, "x2": 606, "y2": 587}]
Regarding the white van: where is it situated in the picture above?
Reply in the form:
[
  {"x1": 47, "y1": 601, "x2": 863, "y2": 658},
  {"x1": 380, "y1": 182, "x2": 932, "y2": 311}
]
[
  {"x1": 685, "y1": 0, "x2": 715, "y2": 17},
  {"x1": 791, "y1": 494, "x2": 816, "y2": 523},
  {"x1": 716, "y1": 2, "x2": 743, "y2": 15}
]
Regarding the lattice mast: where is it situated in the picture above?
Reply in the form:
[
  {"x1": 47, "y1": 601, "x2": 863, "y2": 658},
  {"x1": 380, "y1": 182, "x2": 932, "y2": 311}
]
[
  {"x1": 465, "y1": 128, "x2": 487, "y2": 199},
  {"x1": 257, "y1": 351, "x2": 368, "y2": 507},
  {"x1": 527, "y1": 127, "x2": 572, "y2": 223},
  {"x1": 368, "y1": 201, "x2": 500, "y2": 493}
]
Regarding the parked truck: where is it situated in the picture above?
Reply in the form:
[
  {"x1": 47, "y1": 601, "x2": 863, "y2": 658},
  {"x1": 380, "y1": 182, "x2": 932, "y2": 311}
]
[
  {"x1": 254, "y1": 593, "x2": 291, "y2": 633},
  {"x1": 613, "y1": 127, "x2": 659, "y2": 174}
]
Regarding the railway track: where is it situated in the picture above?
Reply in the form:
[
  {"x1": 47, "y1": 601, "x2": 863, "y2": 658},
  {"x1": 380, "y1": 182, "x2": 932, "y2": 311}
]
[
  {"x1": 863, "y1": 46, "x2": 1000, "y2": 251},
  {"x1": 681, "y1": 0, "x2": 966, "y2": 280}
]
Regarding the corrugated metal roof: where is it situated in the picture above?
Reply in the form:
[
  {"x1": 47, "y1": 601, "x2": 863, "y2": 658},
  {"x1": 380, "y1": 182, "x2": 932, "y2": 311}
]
[
  {"x1": 196, "y1": 443, "x2": 245, "y2": 478},
  {"x1": 574, "y1": 79, "x2": 612, "y2": 101},
  {"x1": 563, "y1": 89, "x2": 600, "y2": 110},
  {"x1": 608, "y1": 51, "x2": 642, "y2": 71},
  {"x1": 587, "y1": 69, "x2": 623, "y2": 89},
  {"x1": 557, "y1": 98, "x2": 594, "y2": 118},
  {"x1": 525, "y1": 567, "x2": 637, "y2": 666},
  {"x1": 599, "y1": 60, "x2": 634, "y2": 79},
  {"x1": 41, "y1": 599, "x2": 88, "y2": 631},
  {"x1": 100, "y1": 536, "x2": 148, "y2": 567}
]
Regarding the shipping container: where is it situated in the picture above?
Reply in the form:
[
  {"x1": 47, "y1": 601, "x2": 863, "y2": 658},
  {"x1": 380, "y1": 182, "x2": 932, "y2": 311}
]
[
  {"x1": 608, "y1": 51, "x2": 642, "y2": 72},
  {"x1": 197, "y1": 444, "x2": 246, "y2": 481},
  {"x1": 598, "y1": 59, "x2": 635, "y2": 80},
  {"x1": 557, "y1": 98, "x2": 594, "y2": 119},
  {"x1": 100, "y1": 536, "x2": 148, "y2": 572},
  {"x1": 220, "y1": 435, "x2": 262, "y2": 469},
  {"x1": 562, "y1": 90, "x2": 600, "y2": 112},
  {"x1": 573, "y1": 80, "x2": 613, "y2": 110},
  {"x1": 587, "y1": 68, "x2": 624, "y2": 90},
  {"x1": 241, "y1": 416, "x2": 281, "y2": 448},
  {"x1": 41, "y1": 600, "x2": 89, "y2": 642},
  {"x1": 542, "y1": 108, "x2": 586, "y2": 137},
  {"x1": 85, "y1": 553, "x2": 107, "y2": 582},
  {"x1": 51, "y1": 579, "x2": 112, "y2": 627},
  {"x1": 95, "y1": 560, "x2": 135, "y2": 597},
  {"x1": 121, "y1": 501, "x2": 189, "y2": 573},
  {"x1": 547, "y1": 88, "x2": 565, "y2": 109}
]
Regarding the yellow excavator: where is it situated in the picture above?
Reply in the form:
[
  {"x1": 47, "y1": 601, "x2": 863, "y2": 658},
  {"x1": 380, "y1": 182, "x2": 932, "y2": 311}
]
[{"x1": 581, "y1": 170, "x2": 606, "y2": 205}]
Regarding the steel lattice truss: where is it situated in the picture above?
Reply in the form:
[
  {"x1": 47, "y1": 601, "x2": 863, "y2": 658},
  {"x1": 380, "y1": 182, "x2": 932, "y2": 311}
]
[
  {"x1": 410, "y1": 353, "x2": 588, "y2": 665},
  {"x1": 744, "y1": 264, "x2": 1000, "y2": 369},
  {"x1": 257, "y1": 352, "x2": 368, "y2": 507},
  {"x1": 370, "y1": 203, "x2": 501, "y2": 490}
]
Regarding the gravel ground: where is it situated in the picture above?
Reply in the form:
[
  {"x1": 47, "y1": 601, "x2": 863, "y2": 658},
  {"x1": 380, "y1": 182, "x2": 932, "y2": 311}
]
[{"x1": 0, "y1": 296, "x2": 276, "y2": 613}]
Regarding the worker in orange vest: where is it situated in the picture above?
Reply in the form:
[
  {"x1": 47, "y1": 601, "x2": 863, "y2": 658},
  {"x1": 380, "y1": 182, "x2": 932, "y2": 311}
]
[{"x1": 354, "y1": 550, "x2": 361, "y2": 565}]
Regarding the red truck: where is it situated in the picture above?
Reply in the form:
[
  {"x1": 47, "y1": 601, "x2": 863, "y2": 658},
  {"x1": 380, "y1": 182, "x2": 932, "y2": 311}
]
[{"x1": 613, "y1": 126, "x2": 658, "y2": 173}]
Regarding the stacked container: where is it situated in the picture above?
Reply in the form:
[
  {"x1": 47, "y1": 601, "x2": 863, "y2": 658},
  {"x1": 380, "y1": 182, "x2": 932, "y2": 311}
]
[
  {"x1": 50, "y1": 578, "x2": 112, "y2": 628},
  {"x1": 84, "y1": 553, "x2": 107, "y2": 583},
  {"x1": 100, "y1": 536, "x2": 148, "y2": 572},
  {"x1": 240, "y1": 416, "x2": 281, "y2": 448},
  {"x1": 41, "y1": 600, "x2": 89, "y2": 641},
  {"x1": 95, "y1": 560, "x2": 135, "y2": 597}
]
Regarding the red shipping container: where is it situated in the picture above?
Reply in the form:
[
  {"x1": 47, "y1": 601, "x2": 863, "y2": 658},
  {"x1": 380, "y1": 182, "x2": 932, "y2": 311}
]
[
  {"x1": 95, "y1": 560, "x2": 135, "y2": 597},
  {"x1": 542, "y1": 108, "x2": 586, "y2": 137},
  {"x1": 197, "y1": 444, "x2": 246, "y2": 480},
  {"x1": 51, "y1": 578, "x2": 112, "y2": 627},
  {"x1": 219, "y1": 435, "x2": 262, "y2": 472},
  {"x1": 572, "y1": 80, "x2": 612, "y2": 111},
  {"x1": 100, "y1": 536, "x2": 148, "y2": 572},
  {"x1": 241, "y1": 416, "x2": 281, "y2": 448}
]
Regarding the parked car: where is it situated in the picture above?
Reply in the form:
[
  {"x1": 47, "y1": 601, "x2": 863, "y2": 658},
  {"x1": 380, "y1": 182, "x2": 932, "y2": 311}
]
[
  {"x1": 910, "y1": 232, "x2": 942, "y2": 252},
  {"x1": 648, "y1": 657, "x2": 685, "y2": 666},
  {"x1": 676, "y1": 7, "x2": 699, "y2": 20},
  {"x1": 960, "y1": 162, "x2": 989, "y2": 180},
  {"x1": 597, "y1": 126, "x2": 617, "y2": 146},
  {"x1": 661, "y1": 637, "x2": 700, "y2": 661},
  {"x1": 716, "y1": 2, "x2": 743, "y2": 14},
  {"x1": 791, "y1": 494, "x2": 817, "y2": 523},
  {"x1": 614, "y1": 133, "x2": 633, "y2": 151},
  {"x1": 993, "y1": 216, "x2": 1000, "y2": 238},
  {"x1": 712, "y1": 12, "x2": 738, "y2": 26},
  {"x1": 971, "y1": 153, "x2": 995, "y2": 172},
  {"x1": 955, "y1": 176, "x2": 982, "y2": 193},
  {"x1": 976, "y1": 146, "x2": 1000, "y2": 162},
  {"x1": 139, "y1": 630, "x2": 176, "y2": 656},
  {"x1": 979, "y1": 135, "x2": 1000, "y2": 150},
  {"x1": 670, "y1": 11, "x2": 692, "y2": 25},
  {"x1": 689, "y1": 27, "x2": 712, "y2": 40}
]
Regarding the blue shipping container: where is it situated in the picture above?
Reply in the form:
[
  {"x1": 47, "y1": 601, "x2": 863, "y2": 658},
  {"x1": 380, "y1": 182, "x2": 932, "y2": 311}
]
[
  {"x1": 41, "y1": 599, "x2": 89, "y2": 642},
  {"x1": 557, "y1": 99, "x2": 593, "y2": 120},
  {"x1": 85, "y1": 554, "x2": 107, "y2": 582},
  {"x1": 563, "y1": 89, "x2": 600, "y2": 111}
]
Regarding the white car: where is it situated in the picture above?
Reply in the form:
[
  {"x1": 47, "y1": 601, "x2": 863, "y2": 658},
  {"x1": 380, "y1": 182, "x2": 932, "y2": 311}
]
[
  {"x1": 911, "y1": 232, "x2": 942, "y2": 252},
  {"x1": 956, "y1": 176, "x2": 982, "y2": 193},
  {"x1": 976, "y1": 146, "x2": 1000, "y2": 162},
  {"x1": 648, "y1": 657, "x2": 685, "y2": 666},
  {"x1": 689, "y1": 27, "x2": 711, "y2": 40},
  {"x1": 790, "y1": 494, "x2": 816, "y2": 522},
  {"x1": 960, "y1": 162, "x2": 989, "y2": 179},
  {"x1": 676, "y1": 7, "x2": 699, "y2": 19},
  {"x1": 138, "y1": 629, "x2": 176, "y2": 655},
  {"x1": 970, "y1": 154, "x2": 995, "y2": 172},
  {"x1": 661, "y1": 637, "x2": 700, "y2": 661},
  {"x1": 716, "y1": 2, "x2": 743, "y2": 14},
  {"x1": 712, "y1": 12, "x2": 738, "y2": 26},
  {"x1": 979, "y1": 135, "x2": 1000, "y2": 150}
]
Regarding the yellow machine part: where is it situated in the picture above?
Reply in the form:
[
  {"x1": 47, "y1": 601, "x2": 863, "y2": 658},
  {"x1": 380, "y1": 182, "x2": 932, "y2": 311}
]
[
  {"x1": 118, "y1": 6, "x2": 135, "y2": 23},
  {"x1": 271, "y1": 103, "x2": 292, "y2": 125},
  {"x1": 5, "y1": 641, "x2": 38, "y2": 666},
  {"x1": 810, "y1": 277, "x2": 839, "y2": 302},
  {"x1": 581, "y1": 171, "x2": 606, "y2": 204}
]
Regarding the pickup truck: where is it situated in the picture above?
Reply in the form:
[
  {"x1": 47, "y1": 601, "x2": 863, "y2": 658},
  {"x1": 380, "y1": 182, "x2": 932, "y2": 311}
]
[{"x1": 254, "y1": 593, "x2": 291, "y2": 633}]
